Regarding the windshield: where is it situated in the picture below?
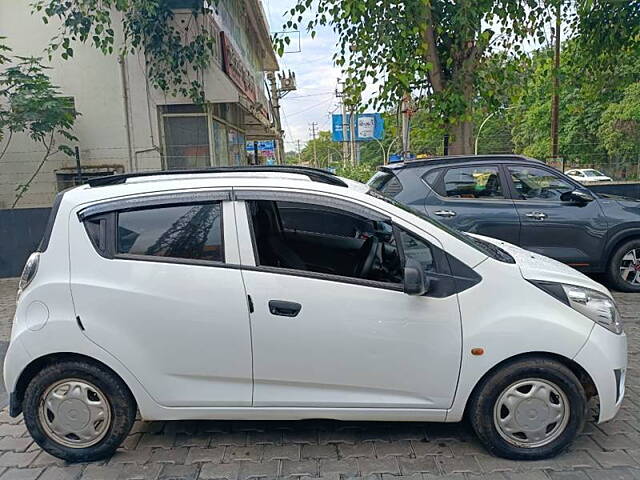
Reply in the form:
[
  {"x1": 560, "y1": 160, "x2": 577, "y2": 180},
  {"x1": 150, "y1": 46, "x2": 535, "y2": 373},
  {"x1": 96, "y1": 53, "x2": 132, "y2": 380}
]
[
  {"x1": 584, "y1": 169, "x2": 604, "y2": 177},
  {"x1": 366, "y1": 189, "x2": 514, "y2": 263}
]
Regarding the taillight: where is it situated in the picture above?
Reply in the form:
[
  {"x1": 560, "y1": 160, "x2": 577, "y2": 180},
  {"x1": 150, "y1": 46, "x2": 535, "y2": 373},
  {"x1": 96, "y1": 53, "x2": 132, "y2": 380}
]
[{"x1": 17, "y1": 252, "x2": 39, "y2": 301}]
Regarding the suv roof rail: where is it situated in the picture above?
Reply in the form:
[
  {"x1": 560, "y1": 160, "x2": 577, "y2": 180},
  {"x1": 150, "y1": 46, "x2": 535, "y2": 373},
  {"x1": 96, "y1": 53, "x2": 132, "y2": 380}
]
[
  {"x1": 384, "y1": 154, "x2": 543, "y2": 169},
  {"x1": 87, "y1": 166, "x2": 348, "y2": 188}
]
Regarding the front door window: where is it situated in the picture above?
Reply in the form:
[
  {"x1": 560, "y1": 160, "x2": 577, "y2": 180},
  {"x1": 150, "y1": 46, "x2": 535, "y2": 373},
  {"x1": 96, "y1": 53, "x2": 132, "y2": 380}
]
[{"x1": 508, "y1": 166, "x2": 574, "y2": 201}]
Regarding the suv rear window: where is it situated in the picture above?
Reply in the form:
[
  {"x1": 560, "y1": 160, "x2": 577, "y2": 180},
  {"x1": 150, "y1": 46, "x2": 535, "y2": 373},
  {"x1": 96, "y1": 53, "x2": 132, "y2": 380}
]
[{"x1": 368, "y1": 171, "x2": 403, "y2": 197}]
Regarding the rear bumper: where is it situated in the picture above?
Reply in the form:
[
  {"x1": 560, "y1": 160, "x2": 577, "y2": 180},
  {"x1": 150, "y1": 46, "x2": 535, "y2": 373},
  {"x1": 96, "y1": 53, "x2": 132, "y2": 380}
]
[{"x1": 574, "y1": 325, "x2": 627, "y2": 423}]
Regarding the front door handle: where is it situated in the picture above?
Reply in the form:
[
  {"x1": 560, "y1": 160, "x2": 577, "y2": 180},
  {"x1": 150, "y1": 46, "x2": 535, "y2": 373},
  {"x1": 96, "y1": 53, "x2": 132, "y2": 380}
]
[
  {"x1": 525, "y1": 212, "x2": 548, "y2": 220},
  {"x1": 269, "y1": 300, "x2": 302, "y2": 317},
  {"x1": 433, "y1": 210, "x2": 457, "y2": 218}
]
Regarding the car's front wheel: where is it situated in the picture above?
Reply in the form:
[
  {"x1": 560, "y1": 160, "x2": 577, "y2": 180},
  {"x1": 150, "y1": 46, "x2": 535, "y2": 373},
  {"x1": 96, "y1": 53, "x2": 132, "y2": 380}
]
[
  {"x1": 23, "y1": 359, "x2": 136, "y2": 462},
  {"x1": 469, "y1": 357, "x2": 586, "y2": 460},
  {"x1": 607, "y1": 239, "x2": 640, "y2": 292}
]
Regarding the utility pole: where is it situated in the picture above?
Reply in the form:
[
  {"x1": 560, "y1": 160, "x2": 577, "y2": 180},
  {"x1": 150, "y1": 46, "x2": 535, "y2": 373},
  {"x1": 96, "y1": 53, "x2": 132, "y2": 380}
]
[
  {"x1": 401, "y1": 93, "x2": 411, "y2": 160},
  {"x1": 310, "y1": 122, "x2": 318, "y2": 167},
  {"x1": 550, "y1": 2, "x2": 561, "y2": 169},
  {"x1": 297, "y1": 140, "x2": 302, "y2": 164},
  {"x1": 267, "y1": 72, "x2": 284, "y2": 165},
  {"x1": 336, "y1": 79, "x2": 350, "y2": 166}
]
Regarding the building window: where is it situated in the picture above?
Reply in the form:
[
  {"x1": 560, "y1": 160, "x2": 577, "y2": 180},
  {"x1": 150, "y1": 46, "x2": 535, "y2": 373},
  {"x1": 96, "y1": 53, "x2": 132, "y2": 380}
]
[{"x1": 160, "y1": 105, "x2": 212, "y2": 170}]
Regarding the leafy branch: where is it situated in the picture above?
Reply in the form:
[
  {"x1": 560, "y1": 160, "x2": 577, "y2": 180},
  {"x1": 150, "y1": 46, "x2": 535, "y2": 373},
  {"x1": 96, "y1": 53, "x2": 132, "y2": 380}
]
[
  {"x1": 32, "y1": 0, "x2": 220, "y2": 103},
  {"x1": 0, "y1": 46, "x2": 79, "y2": 207}
]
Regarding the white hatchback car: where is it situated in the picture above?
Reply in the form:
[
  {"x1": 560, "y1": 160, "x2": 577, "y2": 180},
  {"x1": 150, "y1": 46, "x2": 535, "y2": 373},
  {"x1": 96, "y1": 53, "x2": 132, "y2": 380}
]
[{"x1": 6, "y1": 167, "x2": 626, "y2": 463}]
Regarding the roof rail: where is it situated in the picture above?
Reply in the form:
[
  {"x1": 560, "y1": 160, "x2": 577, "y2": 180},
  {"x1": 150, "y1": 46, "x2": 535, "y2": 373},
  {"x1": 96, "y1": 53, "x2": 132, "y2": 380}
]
[{"x1": 87, "y1": 166, "x2": 348, "y2": 188}]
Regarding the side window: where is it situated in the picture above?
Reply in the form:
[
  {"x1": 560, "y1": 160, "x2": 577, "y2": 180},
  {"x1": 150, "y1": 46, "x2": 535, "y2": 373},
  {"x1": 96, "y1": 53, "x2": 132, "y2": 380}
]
[
  {"x1": 398, "y1": 229, "x2": 435, "y2": 275},
  {"x1": 248, "y1": 200, "x2": 402, "y2": 284},
  {"x1": 368, "y1": 171, "x2": 403, "y2": 198},
  {"x1": 278, "y1": 202, "x2": 376, "y2": 237},
  {"x1": 508, "y1": 166, "x2": 574, "y2": 201},
  {"x1": 116, "y1": 202, "x2": 223, "y2": 262},
  {"x1": 443, "y1": 166, "x2": 504, "y2": 199}
]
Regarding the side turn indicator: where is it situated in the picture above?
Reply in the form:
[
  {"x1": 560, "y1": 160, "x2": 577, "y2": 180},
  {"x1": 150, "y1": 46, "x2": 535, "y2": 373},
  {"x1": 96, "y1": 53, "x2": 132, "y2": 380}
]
[{"x1": 471, "y1": 348, "x2": 484, "y2": 356}]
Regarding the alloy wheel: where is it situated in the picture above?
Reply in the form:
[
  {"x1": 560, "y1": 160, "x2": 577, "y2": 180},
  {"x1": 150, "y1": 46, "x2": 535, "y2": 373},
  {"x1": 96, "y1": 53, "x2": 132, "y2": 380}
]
[
  {"x1": 38, "y1": 378, "x2": 111, "y2": 449},
  {"x1": 620, "y1": 248, "x2": 640, "y2": 286},
  {"x1": 493, "y1": 378, "x2": 570, "y2": 448}
]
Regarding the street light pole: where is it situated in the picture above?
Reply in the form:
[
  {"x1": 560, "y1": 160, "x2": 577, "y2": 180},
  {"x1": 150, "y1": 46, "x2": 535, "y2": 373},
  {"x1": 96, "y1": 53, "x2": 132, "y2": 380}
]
[{"x1": 474, "y1": 106, "x2": 516, "y2": 155}]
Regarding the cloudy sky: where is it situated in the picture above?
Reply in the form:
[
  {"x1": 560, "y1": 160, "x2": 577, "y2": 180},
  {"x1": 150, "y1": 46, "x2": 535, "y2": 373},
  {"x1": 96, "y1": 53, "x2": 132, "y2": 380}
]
[{"x1": 261, "y1": 0, "x2": 341, "y2": 152}]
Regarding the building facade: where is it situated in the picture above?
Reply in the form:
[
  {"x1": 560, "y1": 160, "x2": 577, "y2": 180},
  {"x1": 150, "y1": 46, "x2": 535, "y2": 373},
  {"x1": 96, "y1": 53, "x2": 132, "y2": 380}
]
[{"x1": 0, "y1": 0, "x2": 279, "y2": 208}]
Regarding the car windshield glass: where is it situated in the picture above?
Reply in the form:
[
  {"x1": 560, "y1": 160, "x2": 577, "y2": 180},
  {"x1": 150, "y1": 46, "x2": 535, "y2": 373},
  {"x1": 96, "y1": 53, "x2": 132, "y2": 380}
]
[{"x1": 366, "y1": 189, "x2": 514, "y2": 262}]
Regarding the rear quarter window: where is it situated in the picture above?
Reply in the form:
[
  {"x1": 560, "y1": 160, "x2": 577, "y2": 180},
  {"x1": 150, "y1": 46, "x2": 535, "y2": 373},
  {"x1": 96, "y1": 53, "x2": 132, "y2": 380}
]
[{"x1": 368, "y1": 171, "x2": 403, "y2": 198}]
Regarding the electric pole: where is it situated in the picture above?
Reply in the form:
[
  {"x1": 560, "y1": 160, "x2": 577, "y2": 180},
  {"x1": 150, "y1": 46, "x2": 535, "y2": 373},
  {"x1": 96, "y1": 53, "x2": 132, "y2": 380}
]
[
  {"x1": 401, "y1": 93, "x2": 411, "y2": 160},
  {"x1": 550, "y1": 2, "x2": 561, "y2": 168},
  {"x1": 310, "y1": 122, "x2": 318, "y2": 167},
  {"x1": 267, "y1": 72, "x2": 284, "y2": 165}
]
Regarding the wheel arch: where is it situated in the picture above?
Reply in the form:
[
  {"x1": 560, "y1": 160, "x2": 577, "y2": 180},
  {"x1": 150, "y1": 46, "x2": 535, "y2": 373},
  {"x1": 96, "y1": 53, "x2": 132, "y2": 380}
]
[
  {"x1": 604, "y1": 228, "x2": 640, "y2": 266},
  {"x1": 10, "y1": 352, "x2": 138, "y2": 417},
  {"x1": 463, "y1": 351, "x2": 598, "y2": 420}
]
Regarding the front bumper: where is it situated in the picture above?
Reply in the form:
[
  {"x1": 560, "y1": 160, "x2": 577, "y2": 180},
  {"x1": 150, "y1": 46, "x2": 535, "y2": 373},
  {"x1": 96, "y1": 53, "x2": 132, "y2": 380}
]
[{"x1": 574, "y1": 325, "x2": 627, "y2": 423}]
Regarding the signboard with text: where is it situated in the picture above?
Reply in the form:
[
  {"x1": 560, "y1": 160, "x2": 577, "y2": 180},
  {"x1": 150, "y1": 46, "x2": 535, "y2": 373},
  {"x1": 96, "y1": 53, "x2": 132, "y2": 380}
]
[{"x1": 332, "y1": 113, "x2": 384, "y2": 142}]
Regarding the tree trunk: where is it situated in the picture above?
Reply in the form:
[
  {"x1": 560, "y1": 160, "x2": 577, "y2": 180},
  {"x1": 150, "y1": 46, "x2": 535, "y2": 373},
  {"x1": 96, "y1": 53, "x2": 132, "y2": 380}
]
[{"x1": 447, "y1": 120, "x2": 474, "y2": 155}]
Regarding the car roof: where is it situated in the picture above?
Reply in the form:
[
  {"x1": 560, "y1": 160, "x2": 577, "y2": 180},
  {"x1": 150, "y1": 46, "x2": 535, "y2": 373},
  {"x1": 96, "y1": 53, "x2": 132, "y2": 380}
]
[
  {"x1": 60, "y1": 169, "x2": 367, "y2": 207},
  {"x1": 382, "y1": 154, "x2": 544, "y2": 170}
]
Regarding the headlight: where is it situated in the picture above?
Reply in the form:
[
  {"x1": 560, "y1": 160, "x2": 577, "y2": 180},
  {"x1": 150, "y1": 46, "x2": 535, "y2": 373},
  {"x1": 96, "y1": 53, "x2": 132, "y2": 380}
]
[
  {"x1": 17, "y1": 252, "x2": 39, "y2": 301},
  {"x1": 530, "y1": 281, "x2": 623, "y2": 334}
]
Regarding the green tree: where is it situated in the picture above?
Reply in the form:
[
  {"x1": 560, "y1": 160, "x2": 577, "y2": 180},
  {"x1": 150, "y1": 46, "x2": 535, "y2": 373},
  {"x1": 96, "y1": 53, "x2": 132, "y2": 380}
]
[
  {"x1": 599, "y1": 83, "x2": 640, "y2": 167},
  {"x1": 278, "y1": 0, "x2": 639, "y2": 155},
  {"x1": 0, "y1": 38, "x2": 79, "y2": 207}
]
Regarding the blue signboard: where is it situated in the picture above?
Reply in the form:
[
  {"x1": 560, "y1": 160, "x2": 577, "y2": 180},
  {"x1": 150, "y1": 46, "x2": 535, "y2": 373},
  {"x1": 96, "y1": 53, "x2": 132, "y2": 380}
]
[
  {"x1": 332, "y1": 113, "x2": 384, "y2": 142},
  {"x1": 246, "y1": 140, "x2": 275, "y2": 153}
]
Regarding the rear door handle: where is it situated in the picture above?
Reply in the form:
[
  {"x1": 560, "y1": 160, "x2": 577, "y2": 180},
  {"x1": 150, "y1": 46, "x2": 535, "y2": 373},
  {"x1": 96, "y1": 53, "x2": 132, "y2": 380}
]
[
  {"x1": 525, "y1": 212, "x2": 547, "y2": 220},
  {"x1": 268, "y1": 300, "x2": 302, "y2": 317},
  {"x1": 433, "y1": 210, "x2": 456, "y2": 218}
]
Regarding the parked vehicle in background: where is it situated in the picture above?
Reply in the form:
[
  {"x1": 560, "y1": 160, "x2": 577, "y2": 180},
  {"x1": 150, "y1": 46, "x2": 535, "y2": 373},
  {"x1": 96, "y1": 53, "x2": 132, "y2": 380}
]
[
  {"x1": 6, "y1": 167, "x2": 626, "y2": 462},
  {"x1": 565, "y1": 169, "x2": 613, "y2": 183},
  {"x1": 369, "y1": 155, "x2": 640, "y2": 292}
]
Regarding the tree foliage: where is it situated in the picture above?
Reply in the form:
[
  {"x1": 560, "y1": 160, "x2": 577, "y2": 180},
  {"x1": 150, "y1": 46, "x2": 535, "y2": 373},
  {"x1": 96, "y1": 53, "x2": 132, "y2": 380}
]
[
  {"x1": 33, "y1": 0, "x2": 218, "y2": 102},
  {"x1": 0, "y1": 37, "x2": 79, "y2": 207},
  {"x1": 599, "y1": 83, "x2": 640, "y2": 163},
  {"x1": 277, "y1": 0, "x2": 640, "y2": 154}
]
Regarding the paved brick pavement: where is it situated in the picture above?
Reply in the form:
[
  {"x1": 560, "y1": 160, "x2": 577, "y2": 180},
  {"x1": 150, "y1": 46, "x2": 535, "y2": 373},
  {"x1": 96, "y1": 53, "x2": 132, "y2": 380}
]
[{"x1": 0, "y1": 276, "x2": 639, "y2": 479}]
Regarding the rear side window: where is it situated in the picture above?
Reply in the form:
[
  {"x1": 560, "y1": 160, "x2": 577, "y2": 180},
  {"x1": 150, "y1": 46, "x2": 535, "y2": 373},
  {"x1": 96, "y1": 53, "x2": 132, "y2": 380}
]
[
  {"x1": 116, "y1": 202, "x2": 223, "y2": 262},
  {"x1": 368, "y1": 171, "x2": 403, "y2": 198},
  {"x1": 443, "y1": 166, "x2": 503, "y2": 199}
]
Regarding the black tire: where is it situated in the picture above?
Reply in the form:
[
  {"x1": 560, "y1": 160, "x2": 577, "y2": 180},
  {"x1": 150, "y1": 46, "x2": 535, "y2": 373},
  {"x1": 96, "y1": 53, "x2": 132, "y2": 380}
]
[
  {"x1": 606, "y1": 239, "x2": 640, "y2": 292},
  {"x1": 23, "y1": 360, "x2": 136, "y2": 463},
  {"x1": 468, "y1": 357, "x2": 586, "y2": 460}
]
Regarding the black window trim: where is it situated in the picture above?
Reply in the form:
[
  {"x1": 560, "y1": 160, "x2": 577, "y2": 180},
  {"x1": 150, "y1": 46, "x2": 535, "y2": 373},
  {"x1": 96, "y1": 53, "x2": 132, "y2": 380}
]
[
  {"x1": 426, "y1": 163, "x2": 514, "y2": 202},
  {"x1": 77, "y1": 190, "x2": 232, "y2": 221}
]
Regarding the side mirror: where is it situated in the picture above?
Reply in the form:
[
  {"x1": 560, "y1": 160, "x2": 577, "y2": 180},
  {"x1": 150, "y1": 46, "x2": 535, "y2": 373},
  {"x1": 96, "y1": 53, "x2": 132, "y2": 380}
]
[
  {"x1": 561, "y1": 189, "x2": 594, "y2": 204},
  {"x1": 403, "y1": 258, "x2": 429, "y2": 296}
]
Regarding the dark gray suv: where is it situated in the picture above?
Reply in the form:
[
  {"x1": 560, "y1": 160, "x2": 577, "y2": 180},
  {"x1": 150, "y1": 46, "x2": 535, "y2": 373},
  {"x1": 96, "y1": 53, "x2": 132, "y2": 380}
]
[{"x1": 369, "y1": 155, "x2": 640, "y2": 292}]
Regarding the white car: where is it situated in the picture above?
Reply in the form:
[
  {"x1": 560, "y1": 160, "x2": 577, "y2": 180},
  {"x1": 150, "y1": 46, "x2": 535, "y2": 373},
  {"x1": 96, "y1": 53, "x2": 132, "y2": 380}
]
[
  {"x1": 565, "y1": 169, "x2": 613, "y2": 182},
  {"x1": 6, "y1": 167, "x2": 626, "y2": 463}
]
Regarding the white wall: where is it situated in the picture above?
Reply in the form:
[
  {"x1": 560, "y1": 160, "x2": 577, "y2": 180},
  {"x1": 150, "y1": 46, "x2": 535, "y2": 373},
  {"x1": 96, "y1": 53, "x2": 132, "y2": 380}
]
[{"x1": 0, "y1": 3, "x2": 163, "y2": 208}]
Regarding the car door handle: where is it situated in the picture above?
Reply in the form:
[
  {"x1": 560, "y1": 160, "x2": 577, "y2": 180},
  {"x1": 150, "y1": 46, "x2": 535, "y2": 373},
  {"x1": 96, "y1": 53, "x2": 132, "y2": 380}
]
[
  {"x1": 433, "y1": 210, "x2": 457, "y2": 218},
  {"x1": 525, "y1": 212, "x2": 548, "y2": 220},
  {"x1": 268, "y1": 300, "x2": 302, "y2": 317}
]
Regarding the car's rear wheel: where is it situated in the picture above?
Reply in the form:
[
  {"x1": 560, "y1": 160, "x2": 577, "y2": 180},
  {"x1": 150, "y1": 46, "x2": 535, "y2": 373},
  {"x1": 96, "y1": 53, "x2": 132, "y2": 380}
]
[
  {"x1": 469, "y1": 358, "x2": 586, "y2": 460},
  {"x1": 23, "y1": 360, "x2": 136, "y2": 462},
  {"x1": 607, "y1": 239, "x2": 640, "y2": 292}
]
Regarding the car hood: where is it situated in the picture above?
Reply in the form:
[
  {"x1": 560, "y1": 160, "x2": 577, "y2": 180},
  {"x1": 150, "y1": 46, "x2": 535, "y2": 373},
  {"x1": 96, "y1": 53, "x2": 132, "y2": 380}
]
[{"x1": 470, "y1": 234, "x2": 612, "y2": 297}]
